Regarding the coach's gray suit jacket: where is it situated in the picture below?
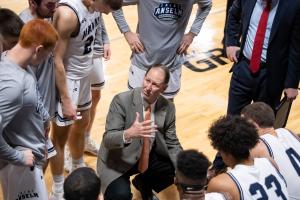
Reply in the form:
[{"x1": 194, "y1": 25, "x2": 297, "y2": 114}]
[{"x1": 97, "y1": 87, "x2": 182, "y2": 193}]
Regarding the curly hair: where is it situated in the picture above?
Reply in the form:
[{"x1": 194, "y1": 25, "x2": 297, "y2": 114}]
[
  {"x1": 176, "y1": 150, "x2": 211, "y2": 181},
  {"x1": 208, "y1": 115, "x2": 259, "y2": 162},
  {"x1": 241, "y1": 102, "x2": 275, "y2": 128}
]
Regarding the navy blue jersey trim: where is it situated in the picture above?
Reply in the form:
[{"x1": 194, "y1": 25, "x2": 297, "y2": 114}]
[
  {"x1": 260, "y1": 137, "x2": 274, "y2": 158},
  {"x1": 91, "y1": 82, "x2": 105, "y2": 88},
  {"x1": 227, "y1": 172, "x2": 244, "y2": 200},
  {"x1": 58, "y1": 3, "x2": 81, "y2": 38},
  {"x1": 77, "y1": 100, "x2": 92, "y2": 108}
]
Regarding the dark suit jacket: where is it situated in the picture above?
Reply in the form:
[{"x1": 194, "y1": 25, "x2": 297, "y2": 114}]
[
  {"x1": 226, "y1": 0, "x2": 300, "y2": 107},
  {"x1": 97, "y1": 88, "x2": 182, "y2": 193}
]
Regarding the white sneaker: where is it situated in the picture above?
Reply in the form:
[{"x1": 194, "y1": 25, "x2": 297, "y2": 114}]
[
  {"x1": 49, "y1": 184, "x2": 65, "y2": 200},
  {"x1": 64, "y1": 146, "x2": 72, "y2": 173},
  {"x1": 49, "y1": 192, "x2": 64, "y2": 200},
  {"x1": 84, "y1": 137, "x2": 99, "y2": 155}
]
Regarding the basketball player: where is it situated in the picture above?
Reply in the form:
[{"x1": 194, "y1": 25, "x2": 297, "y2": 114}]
[
  {"x1": 207, "y1": 115, "x2": 289, "y2": 200},
  {"x1": 49, "y1": 0, "x2": 122, "y2": 199},
  {"x1": 0, "y1": 19, "x2": 58, "y2": 200},
  {"x1": 85, "y1": 17, "x2": 110, "y2": 155},
  {"x1": 64, "y1": 17, "x2": 111, "y2": 172},
  {"x1": 112, "y1": 0, "x2": 212, "y2": 99},
  {"x1": 241, "y1": 102, "x2": 300, "y2": 200},
  {"x1": 176, "y1": 150, "x2": 230, "y2": 200},
  {"x1": 19, "y1": 0, "x2": 59, "y2": 168},
  {"x1": 19, "y1": 0, "x2": 57, "y2": 21}
]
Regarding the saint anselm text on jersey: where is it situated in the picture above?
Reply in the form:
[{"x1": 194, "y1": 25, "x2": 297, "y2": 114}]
[
  {"x1": 82, "y1": 16, "x2": 100, "y2": 40},
  {"x1": 154, "y1": 3, "x2": 183, "y2": 20}
]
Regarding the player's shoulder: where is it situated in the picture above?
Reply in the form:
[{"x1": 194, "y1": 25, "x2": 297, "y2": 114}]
[
  {"x1": 208, "y1": 173, "x2": 234, "y2": 191},
  {"x1": 208, "y1": 173, "x2": 239, "y2": 200},
  {"x1": 55, "y1": 6, "x2": 78, "y2": 22},
  {"x1": 53, "y1": 6, "x2": 79, "y2": 37}
]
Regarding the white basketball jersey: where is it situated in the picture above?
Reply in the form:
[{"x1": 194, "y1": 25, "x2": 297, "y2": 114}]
[
  {"x1": 227, "y1": 158, "x2": 288, "y2": 200},
  {"x1": 260, "y1": 128, "x2": 300, "y2": 200},
  {"x1": 205, "y1": 192, "x2": 228, "y2": 200},
  {"x1": 58, "y1": 0, "x2": 101, "y2": 80}
]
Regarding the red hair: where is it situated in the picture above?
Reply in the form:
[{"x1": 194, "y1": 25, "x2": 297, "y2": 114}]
[{"x1": 19, "y1": 19, "x2": 58, "y2": 49}]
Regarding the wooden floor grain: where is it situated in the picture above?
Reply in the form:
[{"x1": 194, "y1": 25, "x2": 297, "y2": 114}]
[{"x1": 1, "y1": 1, "x2": 299, "y2": 199}]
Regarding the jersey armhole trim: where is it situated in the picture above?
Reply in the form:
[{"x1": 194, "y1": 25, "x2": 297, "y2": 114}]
[
  {"x1": 227, "y1": 172, "x2": 244, "y2": 200},
  {"x1": 259, "y1": 137, "x2": 274, "y2": 158},
  {"x1": 58, "y1": 3, "x2": 81, "y2": 38}
]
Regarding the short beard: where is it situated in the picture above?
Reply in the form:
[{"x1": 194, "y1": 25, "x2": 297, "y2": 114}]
[{"x1": 36, "y1": 7, "x2": 51, "y2": 19}]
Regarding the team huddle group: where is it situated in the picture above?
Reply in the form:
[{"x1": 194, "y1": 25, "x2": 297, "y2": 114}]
[{"x1": 0, "y1": 0, "x2": 299, "y2": 199}]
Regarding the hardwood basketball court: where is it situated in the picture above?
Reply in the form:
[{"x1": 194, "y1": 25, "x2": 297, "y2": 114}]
[{"x1": 1, "y1": 0, "x2": 299, "y2": 199}]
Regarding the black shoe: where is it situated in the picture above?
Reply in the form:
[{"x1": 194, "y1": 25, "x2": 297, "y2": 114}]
[{"x1": 132, "y1": 175, "x2": 159, "y2": 200}]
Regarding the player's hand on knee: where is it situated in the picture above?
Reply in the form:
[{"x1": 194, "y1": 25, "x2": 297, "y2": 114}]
[
  {"x1": 124, "y1": 31, "x2": 144, "y2": 53},
  {"x1": 22, "y1": 149, "x2": 35, "y2": 167},
  {"x1": 177, "y1": 32, "x2": 196, "y2": 54},
  {"x1": 226, "y1": 46, "x2": 240, "y2": 62},
  {"x1": 61, "y1": 97, "x2": 77, "y2": 120}
]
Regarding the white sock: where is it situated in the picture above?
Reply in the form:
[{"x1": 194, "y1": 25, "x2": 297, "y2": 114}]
[
  {"x1": 72, "y1": 157, "x2": 84, "y2": 166},
  {"x1": 52, "y1": 175, "x2": 64, "y2": 193}
]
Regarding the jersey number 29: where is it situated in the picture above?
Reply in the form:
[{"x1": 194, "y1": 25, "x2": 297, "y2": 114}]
[{"x1": 83, "y1": 35, "x2": 94, "y2": 55}]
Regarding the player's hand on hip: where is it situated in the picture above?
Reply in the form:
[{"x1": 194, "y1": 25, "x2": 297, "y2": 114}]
[
  {"x1": 22, "y1": 149, "x2": 35, "y2": 167},
  {"x1": 124, "y1": 31, "x2": 144, "y2": 54},
  {"x1": 61, "y1": 97, "x2": 77, "y2": 120},
  {"x1": 177, "y1": 32, "x2": 196, "y2": 54},
  {"x1": 226, "y1": 46, "x2": 240, "y2": 62},
  {"x1": 284, "y1": 88, "x2": 298, "y2": 100},
  {"x1": 103, "y1": 43, "x2": 111, "y2": 61},
  {"x1": 124, "y1": 112, "x2": 157, "y2": 140}
]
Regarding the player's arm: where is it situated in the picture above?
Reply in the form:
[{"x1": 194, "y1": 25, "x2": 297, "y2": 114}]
[
  {"x1": 112, "y1": 0, "x2": 144, "y2": 53},
  {"x1": 177, "y1": 0, "x2": 212, "y2": 54},
  {"x1": 251, "y1": 140, "x2": 279, "y2": 168},
  {"x1": 0, "y1": 81, "x2": 34, "y2": 166},
  {"x1": 251, "y1": 140, "x2": 272, "y2": 158},
  {"x1": 207, "y1": 174, "x2": 239, "y2": 200},
  {"x1": 100, "y1": 16, "x2": 111, "y2": 60},
  {"x1": 53, "y1": 6, "x2": 77, "y2": 119}
]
